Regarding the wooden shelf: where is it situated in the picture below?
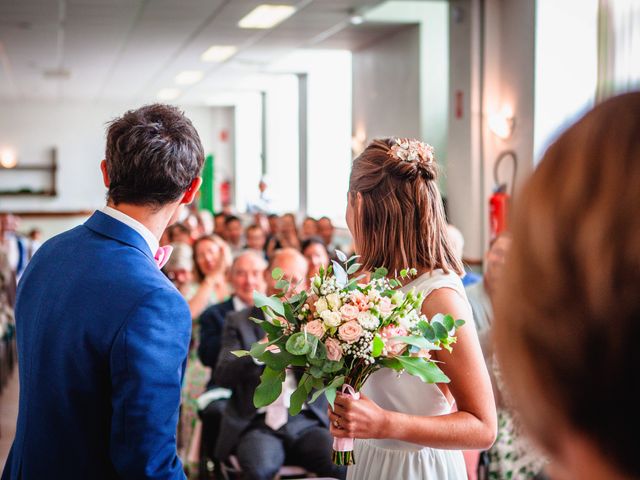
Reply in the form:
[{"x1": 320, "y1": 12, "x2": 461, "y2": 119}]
[{"x1": 0, "y1": 148, "x2": 58, "y2": 197}]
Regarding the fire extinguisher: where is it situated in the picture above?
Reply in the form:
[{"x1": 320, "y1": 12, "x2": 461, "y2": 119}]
[{"x1": 489, "y1": 151, "x2": 517, "y2": 239}]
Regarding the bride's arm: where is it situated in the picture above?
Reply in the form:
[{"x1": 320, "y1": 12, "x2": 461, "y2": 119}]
[{"x1": 330, "y1": 288, "x2": 497, "y2": 450}]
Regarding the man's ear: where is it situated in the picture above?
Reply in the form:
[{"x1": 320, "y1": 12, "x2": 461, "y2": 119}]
[
  {"x1": 100, "y1": 160, "x2": 110, "y2": 188},
  {"x1": 180, "y1": 177, "x2": 203, "y2": 205}
]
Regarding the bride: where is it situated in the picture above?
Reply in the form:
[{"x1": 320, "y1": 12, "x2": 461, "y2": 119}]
[{"x1": 329, "y1": 138, "x2": 497, "y2": 479}]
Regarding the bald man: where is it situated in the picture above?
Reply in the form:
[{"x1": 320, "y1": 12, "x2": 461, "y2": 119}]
[{"x1": 214, "y1": 249, "x2": 346, "y2": 480}]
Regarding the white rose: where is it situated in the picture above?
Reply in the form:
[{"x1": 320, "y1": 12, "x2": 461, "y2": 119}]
[
  {"x1": 321, "y1": 310, "x2": 342, "y2": 328},
  {"x1": 326, "y1": 293, "x2": 342, "y2": 311},
  {"x1": 315, "y1": 297, "x2": 329, "y2": 314},
  {"x1": 357, "y1": 311, "x2": 380, "y2": 331}
]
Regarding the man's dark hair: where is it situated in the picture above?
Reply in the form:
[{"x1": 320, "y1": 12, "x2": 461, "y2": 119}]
[
  {"x1": 105, "y1": 104, "x2": 204, "y2": 206},
  {"x1": 224, "y1": 215, "x2": 241, "y2": 226}
]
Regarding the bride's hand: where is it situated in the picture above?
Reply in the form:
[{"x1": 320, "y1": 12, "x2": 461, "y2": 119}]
[{"x1": 328, "y1": 392, "x2": 390, "y2": 439}]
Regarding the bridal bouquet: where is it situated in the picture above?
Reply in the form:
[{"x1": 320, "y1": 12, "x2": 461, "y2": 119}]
[{"x1": 233, "y1": 252, "x2": 464, "y2": 465}]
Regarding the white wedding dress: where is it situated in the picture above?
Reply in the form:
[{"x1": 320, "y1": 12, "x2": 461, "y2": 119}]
[{"x1": 347, "y1": 269, "x2": 469, "y2": 480}]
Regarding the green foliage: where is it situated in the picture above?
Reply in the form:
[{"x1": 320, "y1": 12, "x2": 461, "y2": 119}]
[
  {"x1": 253, "y1": 367, "x2": 285, "y2": 408},
  {"x1": 396, "y1": 356, "x2": 450, "y2": 384},
  {"x1": 289, "y1": 374, "x2": 312, "y2": 415},
  {"x1": 372, "y1": 335, "x2": 385, "y2": 357},
  {"x1": 254, "y1": 291, "x2": 285, "y2": 316},
  {"x1": 275, "y1": 279, "x2": 290, "y2": 291},
  {"x1": 231, "y1": 350, "x2": 250, "y2": 358},
  {"x1": 335, "y1": 250, "x2": 348, "y2": 263},
  {"x1": 372, "y1": 267, "x2": 389, "y2": 280},
  {"x1": 285, "y1": 332, "x2": 311, "y2": 355},
  {"x1": 347, "y1": 263, "x2": 362, "y2": 274},
  {"x1": 271, "y1": 267, "x2": 283, "y2": 280},
  {"x1": 392, "y1": 336, "x2": 440, "y2": 351},
  {"x1": 322, "y1": 359, "x2": 344, "y2": 373},
  {"x1": 332, "y1": 260, "x2": 348, "y2": 287}
]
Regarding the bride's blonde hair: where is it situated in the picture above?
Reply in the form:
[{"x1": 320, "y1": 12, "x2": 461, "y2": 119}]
[{"x1": 348, "y1": 138, "x2": 462, "y2": 276}]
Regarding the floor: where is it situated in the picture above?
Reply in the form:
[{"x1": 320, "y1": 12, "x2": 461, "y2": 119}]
[{"x1": 0, "y1": 369, "x2": 18, "y2": 470}]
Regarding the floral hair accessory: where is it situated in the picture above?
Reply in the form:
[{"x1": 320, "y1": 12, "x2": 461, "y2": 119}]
[{"x1": 388, "y1": 138, "x2": 435, "y2": 164}]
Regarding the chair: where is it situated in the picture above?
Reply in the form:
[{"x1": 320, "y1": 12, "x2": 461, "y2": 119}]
[{"x1": 219, "y1": 455, "x2": 309, "y2": 480}]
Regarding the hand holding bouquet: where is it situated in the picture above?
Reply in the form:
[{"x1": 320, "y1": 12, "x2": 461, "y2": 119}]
[{"x1": 233, "y1": 252, "x2": 465, "y2": 465}]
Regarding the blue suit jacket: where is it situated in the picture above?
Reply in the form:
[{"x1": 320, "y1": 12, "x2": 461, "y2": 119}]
[{"x1": 2, "y1": 211, "x2": 191, "y2": 480}]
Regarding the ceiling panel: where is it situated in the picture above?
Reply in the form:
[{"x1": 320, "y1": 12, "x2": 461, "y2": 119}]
[{"x1": 0, "y1": 0, "x2": 393, "y2": 102}]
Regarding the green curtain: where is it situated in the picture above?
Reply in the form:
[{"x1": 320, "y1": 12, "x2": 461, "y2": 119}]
[{"x1": 199, "y1": 154, "x2": 215, "y2": 213}]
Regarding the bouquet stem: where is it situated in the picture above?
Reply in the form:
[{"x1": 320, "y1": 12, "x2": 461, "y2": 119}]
[{"x1": 332, "y1": 449, "x2": 355, "y2": 466}]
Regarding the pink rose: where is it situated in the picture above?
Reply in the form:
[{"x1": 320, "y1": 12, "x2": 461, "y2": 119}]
[
  {"x1": 339, "y1": 304, "x2": 359, "y2": 321},
  {"x1": 378, "y1": 297, "x2": 393, "y2": 316},
  {"x1": 304, "y1": 320, "x2": 325, "y2": 339},
  {"x1": 379, "y1": 325, "x2": 408, "y2": 357},
  {"x1": 325, "y1": 337, "x2": 343, "y2": 361},
  {"x1": 338, "y1": 320, "x2": 364, "y2": 344},
  {"x1": 306, "y1": 294, "x2": 318, "y2": 314},
  {"x1": 350, "y1": 291, "x2": 369, "y2": 311}
]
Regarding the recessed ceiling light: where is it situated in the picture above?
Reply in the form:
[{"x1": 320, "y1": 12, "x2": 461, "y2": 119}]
[
  {"x1": 157, "y1": 88, "x2": 181, "y2": 101},
  {"x1": 350, "y1": 15, "x2": 364, "y2": 25},
  {"x1": 201, "y1": 45, "x2": 238, "y2": 63},
  {"x1": 175, "y1": 70, "x2": 204, "y2": 85},
  {"x1": 238, "y1": 4, "x2": 297, "y2": 29}
]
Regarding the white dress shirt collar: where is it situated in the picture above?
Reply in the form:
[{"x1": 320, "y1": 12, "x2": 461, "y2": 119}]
[
  {"x1": 232, "y1": 295, "x2": 248, "y2": 312},
  {"x1": 100, "y1": 206, "x2": 159, "y2": 255}
]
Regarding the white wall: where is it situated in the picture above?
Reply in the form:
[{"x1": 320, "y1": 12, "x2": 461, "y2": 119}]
[
  {"x1": 352, "y1": 26, "x2": 421, "y2": 142},
  {"x1": 0, "y1": 100, "x2": 222, "y2": 237},
  {"x1": 446, "y1": 0, "x2": 536, "y2": 260}
]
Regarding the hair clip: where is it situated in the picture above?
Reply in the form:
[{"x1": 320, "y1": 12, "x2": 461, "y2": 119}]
[{"x1": 389, "y1": 138, "x2": 434, "y2": 164}]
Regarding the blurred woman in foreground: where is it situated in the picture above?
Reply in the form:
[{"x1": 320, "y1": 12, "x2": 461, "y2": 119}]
[{"x1": 494, "y1": 92, "x2": 640, "y2": 480}]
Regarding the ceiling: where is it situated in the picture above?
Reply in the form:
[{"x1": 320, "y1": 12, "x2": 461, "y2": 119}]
[{"x1": 0, "y1": 0, "x2": 409, "y2": 104}]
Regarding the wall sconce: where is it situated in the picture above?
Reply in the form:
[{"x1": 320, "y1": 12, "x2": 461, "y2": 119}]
[
  {"x1": 351, "y1": 128, "x2": 367, "y2": 156},
  {"x1": 488, "y1": 106, "x2": 515, "y2": 140},
  {"x1": 0, "y1": 147, "x2": 17, "y2": 169}
]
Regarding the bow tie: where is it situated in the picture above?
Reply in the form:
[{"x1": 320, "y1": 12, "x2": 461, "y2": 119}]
[{"x1": 154, "y1": 245, "x2": 173, "y2": 269}]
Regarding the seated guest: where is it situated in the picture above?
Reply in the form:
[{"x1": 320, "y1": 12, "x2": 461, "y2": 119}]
[
  {"x1": 245, "y1": 224, "x2": 266, "y2": 252},
  {"x1": 267, "y1": 214, "x2": 280, "y2": 237},
  {"x1": 214, "y1": 213, "x2": 227, "y2": 239},
  {"x1": 265, "y1": 213, "x2": 300, "y2": 258},
  {"x1": 168, "y1": 222, "x2": 193, "y2": 246},
  {"x1": 189, "y1": 234, "x2": 231, "y2": 319},
  {"x1": 225, "y1": 215, "x2": 244, "y2": 257},
  {"x1": 301, "y1": 236, "x2": 330, "y2": 281},
  {"x1": 447, "y1": 224, "x2": 481, "y2": 287},
  {"x1": 214, "y1": 248, "x2": 346, "y2": 480},
  {"x1": 300, "y1": 216, "x2": 318, "y2": 240},
  {"x1": 466, "y1": 234, "x2": 547, "y2": 479},
  {"x1": 494, "y1": 93, "x2": 640, "y2": 480},
  {"x1": 162, "y1": 242, "x2": 194, "y2": 298},
  {"x1": 198, "y1": 250, "x2": 268, "y2": 463}
]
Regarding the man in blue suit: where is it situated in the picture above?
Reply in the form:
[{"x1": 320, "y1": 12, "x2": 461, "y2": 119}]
[{"x1": 2, "y1": 104, "x2": 204, "y2": 479}]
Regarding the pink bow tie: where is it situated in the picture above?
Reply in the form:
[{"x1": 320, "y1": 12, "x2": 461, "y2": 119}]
[{"x1": 154, "y1": 245, "x2": 173, "y2": 269}]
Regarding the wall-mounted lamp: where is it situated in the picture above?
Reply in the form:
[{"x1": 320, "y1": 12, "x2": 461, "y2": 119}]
[
  {"x1": 488, "y1": 106, "x2": 515, "y2": 139},
  {"x1": 351, "y1": 128, "x2": 367, "y2": 156},
  {"x1": 0, "y1": 147, "x2": 17, "y2": 169}
]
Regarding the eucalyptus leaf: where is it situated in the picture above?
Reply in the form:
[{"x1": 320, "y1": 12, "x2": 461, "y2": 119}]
[
  {"x1": 347, "y1": 263, "x2": 362, "y2": 275},
  {"x1": 391, "y1": 336, "x2": 440, "y2": 351},
  {"x1": 432, "y1": 321, "x2": 449, "y2": 340},
  {"x1": 418, "y1": 320, "x2": 436, "y2": 341},
  {"x1": 372, "y1": 267, "x2": 388, "y2": 280},
  {"x1": 289, "y1": 382, "x2": 308, "y2": 416},
  {"x1": 380, "y1": 358, "x2": 403, "y2": 371},
  {"x1": 396, "y1": 356, "x2": 450, "y2": 384},
  {"x1": 271, "y1": 267, "x2": 283, "y2": 280},
  {"x1": 231, "y1": 350, "x2": 250, "y2": 358},
  {"x1": 325, "y1": 387, "x2": 337, "y2": 408},
  {"x1": 285, "y1": 332, "x2": 311, "y2": 355},
  {"x1": 332, "y1": 260, "x2": 348, "y2": 287},
  {"x1": 322, "y1": 359, "x2": 344, "y2": 373},
  {"x1": 442, "y1": 314, "x2": 455, "y2": 332},
  {"x1": 275, "y1": 279, "x2": 290, "y2": 291},
  {"x1": 253, "y1": 367, "x2": 284, "y2": 408},
  {"x1": 254, "y1": 291, "x2": 285, "y2": 316},
  {"x1": 455, "y1": 319, "x2": 466, "y2": 328},
  {"x1": 310, "y1": 365, "x2": 324, "y2": 378},
  {"x1": 336, "y1": 250, "x2": 348, "y2": 263}
]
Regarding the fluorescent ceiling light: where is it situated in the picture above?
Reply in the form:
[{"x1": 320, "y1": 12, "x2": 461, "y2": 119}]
[
  {"x1": 157, "y1": 88, "x2": 181, "y2": 101},
  {"x1": 175, "y1": 70, "x2": 204, "y2": 85},
  {"x1": 201, "y1": 45, "x2": 238, "y2": 63},
  {"x1": 238, "y1": 4, "x2": 297, "y2": 29}
]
